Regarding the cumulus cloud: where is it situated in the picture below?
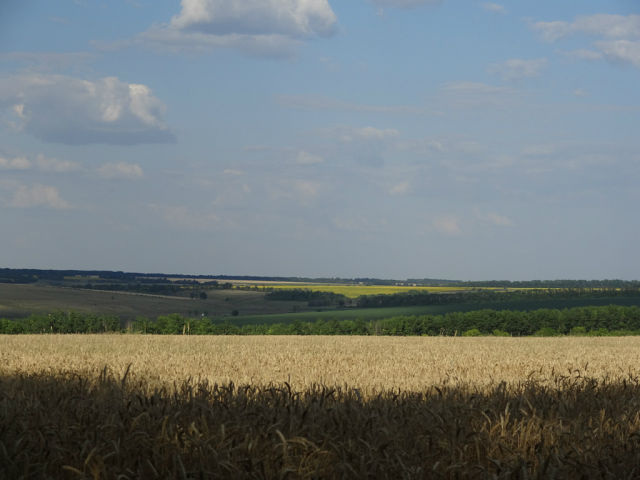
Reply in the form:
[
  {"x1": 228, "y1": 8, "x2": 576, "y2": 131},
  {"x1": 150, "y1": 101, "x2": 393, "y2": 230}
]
[
  {"x1": 433, "y1": 215, "x2": 461, "y2": 235},
  {"x1": 488, "y1": 58, "x2": 547, "y2": 81},
  {"x1": 137, "y1": 0, "x2": 337, "y2": 57},
  {"x1": 8, "y1": 183, "x2": 71, "y2": 209},
  {"x1": 97, "y1": 162, "x2": 144, "y2": 179},
  {"x1": 0, "y1": 74, "x2": 174, "y2": 145}
]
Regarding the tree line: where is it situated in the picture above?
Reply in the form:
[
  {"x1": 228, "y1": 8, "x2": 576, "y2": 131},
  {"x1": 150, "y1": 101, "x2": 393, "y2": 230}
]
[
  {"x1": 3, "y1": 305, "x2": 640, "y2": 336},
  {"x1": 355, "y1": 288, "x2": 640, "y2": 308}
]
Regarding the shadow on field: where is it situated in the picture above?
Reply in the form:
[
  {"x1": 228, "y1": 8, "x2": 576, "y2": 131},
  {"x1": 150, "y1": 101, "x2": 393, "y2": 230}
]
[{"x1": 1, "y1": 369, "x2": 640, "y2": 479}]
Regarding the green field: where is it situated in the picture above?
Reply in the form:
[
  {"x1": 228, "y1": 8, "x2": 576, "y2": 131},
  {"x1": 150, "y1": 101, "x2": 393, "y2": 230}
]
[
  {"x1": 4, "y1": 279, "x2": 640, "y2": 327},
  {"x1": 230, "y1": 295, "x2": 640, "y2": 326},
  {"x1": 0, "y1": 283, "x2": 304, "y2": 320}
]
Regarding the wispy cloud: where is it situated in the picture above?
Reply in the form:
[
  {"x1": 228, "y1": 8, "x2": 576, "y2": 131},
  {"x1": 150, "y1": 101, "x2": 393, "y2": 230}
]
[
  {"x1": 532, "y1": 14, "x2": 640, "y2": 68},
  {"x1": 433, "y1": 215, "x2": 461, "y2": 235},
  {"x1": 7, "y1": 183, "x2": 71, "y2": 209},
  {"x1": 481, "y1": 3, "x2": 506, "y2": 14},
  {"x1": 389, "y1": 181, "x2": 410, "y2": 195},
  {"x1": 276, "y1": 94, "x2": 427, "y2": 114},
  {"x1": 97, "y1": 162, "x2": 144, "y2": 180},
  {"x1": 0, "y1": 156, "x2": 30, "y2": 170},
  {"x1": 0, "y1": 153, "x2": 82, "y2": 172},
  {"x1": 149, "y1": 203, "x2": 219, "y2": 230},
  {"x1": 488, "y1": 58, "x2": 547, "y2": 81},
  {"x1": 370, "y1": 0, "x2": 441, "y2": 9},
  {"x1": 476, "y1": 210, "x2": 514, "y2": 227}
]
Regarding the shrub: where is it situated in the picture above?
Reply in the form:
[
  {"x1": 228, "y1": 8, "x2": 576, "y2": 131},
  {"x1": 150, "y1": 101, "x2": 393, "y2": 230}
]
[
  {"x1": 462, "y1": 328, "x2": 482, "y2": 337},
  {"x1": 534, "y1": 327, "x2": 559, "y2": 337},
  {"x1": 492, "y1": 329, "x2": 510, "y2": 337}
]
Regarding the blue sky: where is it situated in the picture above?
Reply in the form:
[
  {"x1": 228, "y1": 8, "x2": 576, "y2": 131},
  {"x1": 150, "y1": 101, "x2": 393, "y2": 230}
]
[{"x1": 1, "y1": 0, "x2": 639, "y2": 280}]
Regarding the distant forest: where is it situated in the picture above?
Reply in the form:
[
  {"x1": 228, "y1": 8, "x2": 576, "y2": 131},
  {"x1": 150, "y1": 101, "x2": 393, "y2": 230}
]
[{"x1": 1, "y1": 268, "x2": 639, "y2": 289}]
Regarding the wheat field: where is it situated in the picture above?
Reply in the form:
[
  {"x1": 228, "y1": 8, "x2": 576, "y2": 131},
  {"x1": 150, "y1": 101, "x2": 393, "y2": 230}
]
[
  {"x1": 3, "y1": 335, "x2": 640, "y2": 478},
  {"x1": 2, "y1": 335, "x2": 639, "y2": 392}
]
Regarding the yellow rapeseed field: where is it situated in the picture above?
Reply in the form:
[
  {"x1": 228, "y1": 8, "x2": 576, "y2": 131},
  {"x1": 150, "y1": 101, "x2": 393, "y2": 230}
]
[
  {"x1": 2, "y1": 335, "x2": 639, "y2": 393},
  {"x1": 235, "y1": 282, "x2": 478, "y2": 297}
]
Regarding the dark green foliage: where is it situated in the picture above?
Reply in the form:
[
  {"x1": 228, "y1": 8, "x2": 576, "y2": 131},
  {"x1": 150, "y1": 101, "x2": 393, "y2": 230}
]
[
  {"x1": 265, "y1": 288, "x2": 347, "y2": 307},
  {"x1": 3, "y1": 304, "x2": 640, "y2": 336},
  {"x1": 356, "y1": 287, "x2": 640, "y2": 309}
]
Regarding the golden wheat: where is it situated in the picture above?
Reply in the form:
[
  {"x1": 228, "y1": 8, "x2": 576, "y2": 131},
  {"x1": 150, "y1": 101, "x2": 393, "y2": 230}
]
[{"x1": 2, "y1": 335, "x2": 639, "y2": 394}]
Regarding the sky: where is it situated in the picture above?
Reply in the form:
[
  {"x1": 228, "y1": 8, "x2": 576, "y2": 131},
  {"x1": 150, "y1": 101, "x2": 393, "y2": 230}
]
[{"x1": 0, "y1": 0, "x2": 639, "y2": 280}]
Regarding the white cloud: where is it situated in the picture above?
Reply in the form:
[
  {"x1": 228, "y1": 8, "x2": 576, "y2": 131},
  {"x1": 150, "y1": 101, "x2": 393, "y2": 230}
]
[
  {"x1": 481, "y1": 3, "x2": 505, "y2": 14},
  {"x1": 532, "y1": 20, "x2": 571, "y2": 42},
  {"x1": 532, "y1": 14, "x2": 640, "y2": 69},
  {"x1": 0, "y1": 51, "x2": 94, "y2": 71},
  {"x1": 337, "y1": 126, "x2": 400, "y2": 142},
  {"x1": 9, "y1": 183, "x2": 71, "y2": 209},
  {"x1": 433, "y1": 215, "x2": 461, "y2": 235},
  {"x1": 0, "y1": 74, "x2": 174, "y2": 145},
  {"x1": 573, "y1": 88, "x2": 588, "y2": 97},
  {"x1": 0, "y1": 156, "x2": 31, "y2": 170},
  {"x1": 97, "y1": 162, "x2": 144, "y2": 179},
  {"x1": 223, "y1": 168, "x2": 244, "y2": 175},
  {"x1": 137, "y1": 0, "x2": 337, "y2": 57},
  {"x1": 36, "y1": 154, "x2": 82, "y2": 173},
  {"x1": 389, "y1": 181, "x2": 410, "y2": 195},
  {"x1": 595, "y1": 40, "x2": 640, "y2": 68},
  {"x1": 488, "y1": 58, "x2": 547, "y2": 81},
  {"x1": 296, "y1": 150, "x2": 324, "y2": 165},
  {"x1": 563, "y1": 49, "x2": 603, "y2": 61},
  {"x1": 370, "y1": 0, "x2": 441, "y2": 8},
  {"x1": 476, "y1": 210, "x2": 514, "y2": 227},
  {"x1": 522, "y1": 144, "x2": 555, "y2": 156},
  {"x1": 572, "y1": 14, "x2": 640, "y2": 39},
  {"x1": 533, "y1": 14, "x2": 640, "y2": 41},
  {"x1": 293, "y1": 179, "x2": 319, "y2": 198},
  {"x1": 0, "y1": 153, "x2": 81, "y2": 172},
  {"x1": 441, "y1": 82, "x2": 518, "y2": 108}
]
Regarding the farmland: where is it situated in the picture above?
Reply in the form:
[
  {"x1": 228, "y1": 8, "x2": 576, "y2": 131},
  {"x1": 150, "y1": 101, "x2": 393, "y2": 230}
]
[
  {"x1": 2, "y1": 335, "x2": 640, "y2": 478},
  {"x1": 2, "y1": 335, "x2": 639, "y2": 391},
  {"x1": 234, "y1": 282, "x2": 477, "y2": 298},
  {"x1": 0, "y1": 283, "x2": 305, "y2": 320}
]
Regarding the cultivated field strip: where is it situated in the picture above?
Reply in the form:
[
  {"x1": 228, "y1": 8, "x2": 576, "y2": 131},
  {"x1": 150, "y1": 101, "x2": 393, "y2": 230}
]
[{"x1": 2, "y1": 335, "x2": 640, "y2": 393}]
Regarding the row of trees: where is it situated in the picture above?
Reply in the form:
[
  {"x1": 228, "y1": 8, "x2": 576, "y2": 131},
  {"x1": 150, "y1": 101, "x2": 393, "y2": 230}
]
[
  {"x1": 265, "y1": 289, "x2": 348, "y2": 307},
  {"x1": 3, "y1": 305, "x2": 640, "y2": 336},
  {"x1": 0, "y1": 312, "x2": 121, "y2": 334},
  {"x1": 356, "y1": 288, "x2": 640, "y2": 308}
]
